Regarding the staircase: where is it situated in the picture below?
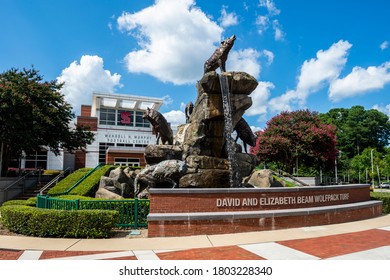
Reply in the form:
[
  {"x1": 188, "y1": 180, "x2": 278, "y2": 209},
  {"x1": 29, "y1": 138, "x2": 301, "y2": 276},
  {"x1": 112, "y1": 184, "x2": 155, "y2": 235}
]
[
  {"x1": 15, "y1": 182, "x2": 46, "y2": 200},
  {"x1": 14, "y1": 168, "x2": 72, "y2": 200}
]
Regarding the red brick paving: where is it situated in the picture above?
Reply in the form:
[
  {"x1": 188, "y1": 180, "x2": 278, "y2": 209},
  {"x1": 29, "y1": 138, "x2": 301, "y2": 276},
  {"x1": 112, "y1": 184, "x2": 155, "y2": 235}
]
[
  {"x1": 278, "y1": 229, "x2": 390, "y2": 259},
  {"x1": 40, "y1": 251, "x2": 116, "y2": 260},
  {"x1": 1, "y1": 229, "x2": 390, "y2": 260},
  {"x1": 157, "y1": 246, "x2": 265, "y2": 260},
  {"x1": 0, "y1": 249, "x2": 23, "y2": 260},
  {"x1": 103, "y1": 256, "x2": 138, "y2": 260}
]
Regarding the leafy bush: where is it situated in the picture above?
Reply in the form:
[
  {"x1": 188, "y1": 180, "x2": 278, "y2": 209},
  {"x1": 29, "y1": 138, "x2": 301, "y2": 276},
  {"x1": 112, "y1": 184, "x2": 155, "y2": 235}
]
[
  {"x1": 48, "y1": 168, "x2": 91, "y2": 195},
  {"x1": 371, "y1": 192, "x2": 390, "y2": 214},
  {"x1": 0, "y1": 205, "x2": 118, "y2": 238},
  {"x1": 68, "y1": 165, "x2": 114, "y2": 197},
  {"x1": 42, "y1": 170, "x2": 61, "y2": 176},
  {"x1": 1, "y1": 199, "x2": 36, "y2": 207}
]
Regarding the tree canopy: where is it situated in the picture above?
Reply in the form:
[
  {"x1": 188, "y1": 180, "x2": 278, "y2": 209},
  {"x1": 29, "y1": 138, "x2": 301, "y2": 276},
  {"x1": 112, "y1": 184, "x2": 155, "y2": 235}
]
[
  {"x1": 250, "y1": 110, "x2": 337, "y2": 174},
  {"x1": 320, "y1": 106, "x2": 390, "y2": 158},
  {"x1": 0, "y1": 68, "x2": 94, "y2": 175}
]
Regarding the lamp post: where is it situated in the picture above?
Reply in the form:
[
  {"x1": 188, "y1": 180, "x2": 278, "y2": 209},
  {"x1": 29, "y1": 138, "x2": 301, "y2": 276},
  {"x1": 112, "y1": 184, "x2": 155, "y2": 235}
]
[
  {"x1": 0, "y1": 143, "x2": 3, "y2": 177},
  {"x1": 371, "y1": 149, "x2": 374, "y2": 187}
]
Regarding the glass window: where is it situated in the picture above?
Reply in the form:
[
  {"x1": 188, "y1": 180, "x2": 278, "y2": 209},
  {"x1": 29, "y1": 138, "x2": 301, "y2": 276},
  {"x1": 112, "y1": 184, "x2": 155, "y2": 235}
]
[
  {"x1": 99, "y1": 108, "x2": 116, "y2": 125},
  {"x1": 98, "y1": 142, "x2": 115, "y2": 163},
  {"x1": 114, "y1": 158, "x2": 140, "y2": 167},
  {"x1": 135, "y1": 111, "x2": 150, "y2": 128},
  {"x1": 25, "y1": 150, "x2": 47, "y2": 169}
]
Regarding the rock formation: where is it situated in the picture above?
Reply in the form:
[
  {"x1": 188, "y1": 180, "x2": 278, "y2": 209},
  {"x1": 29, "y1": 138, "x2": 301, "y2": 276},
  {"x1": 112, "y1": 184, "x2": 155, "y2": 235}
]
[{"x1": 142, "y1": 71, "x2": 258, "y2": 191}]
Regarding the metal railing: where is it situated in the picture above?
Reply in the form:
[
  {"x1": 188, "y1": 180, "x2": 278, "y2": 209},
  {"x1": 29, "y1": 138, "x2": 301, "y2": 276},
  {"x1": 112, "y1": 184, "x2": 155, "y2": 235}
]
[
  {"x1": 36, "y1": 195, "x2": 149, "y2": 228},
  {"x1": 39, "y1": 167, "x2": 72, "y2": 195},
  {"x1": 272, "y1": 169, "x2": 310, "y2": 186},
  {"x1": 3, "y1": 171, "x2": 36, "y2": 201}
]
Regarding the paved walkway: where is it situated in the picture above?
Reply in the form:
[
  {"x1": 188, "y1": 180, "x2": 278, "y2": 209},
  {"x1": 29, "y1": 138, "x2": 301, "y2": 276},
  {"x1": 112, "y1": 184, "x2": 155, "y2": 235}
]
[{"x1": 1, "y1": 215, "x2": 390, "y2": 260}]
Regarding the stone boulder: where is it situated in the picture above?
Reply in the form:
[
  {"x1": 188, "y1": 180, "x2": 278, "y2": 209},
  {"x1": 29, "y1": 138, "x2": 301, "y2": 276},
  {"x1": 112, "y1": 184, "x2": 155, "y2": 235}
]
[
  {"x1": 95, "y1": 166, "x2": 136, "y2": 199},
  {"x1": 144, "y1": 144, "x2": 183, "y2": 165},
  {"x1": 198, "y1": 71, "x2": 258, "y2": 96},
  {"x1": 236, "y1": 153, "x2": 258, "y2": 178},
  {"x1": 179, "y1": 169, "x2": 230, "y2": 188},
  {"x1": 246, "y1": 169, "x2": 286, "y2": 188},
  {"x1": 247, "y1": 169, "x2": 273, "y2": 188}
]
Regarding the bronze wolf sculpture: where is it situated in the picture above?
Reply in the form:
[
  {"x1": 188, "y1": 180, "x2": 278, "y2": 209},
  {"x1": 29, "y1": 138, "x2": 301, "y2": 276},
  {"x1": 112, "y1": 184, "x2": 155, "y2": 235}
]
[
  {"x1": 134, "y1": 160, "x2": 187, "y2": 196},
  {"x1": 143, "y1": 107, "x2": 173, "y2": 145},
  {"x1": 185, "y1": 102, "x2": 194, "y2": 123},
  {"x1": 204, "y1": 35, "x2": 236, "y2": 73},
  {"x1": 234, "y1": 117, "x2": 256, "y2": 153}
]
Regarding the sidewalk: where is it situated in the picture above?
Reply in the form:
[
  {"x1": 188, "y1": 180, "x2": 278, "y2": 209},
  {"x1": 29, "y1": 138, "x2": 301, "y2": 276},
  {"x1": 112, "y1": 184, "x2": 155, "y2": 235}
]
[{"x1": 1, "y1": 214, "x2": 390, "y2": 260}]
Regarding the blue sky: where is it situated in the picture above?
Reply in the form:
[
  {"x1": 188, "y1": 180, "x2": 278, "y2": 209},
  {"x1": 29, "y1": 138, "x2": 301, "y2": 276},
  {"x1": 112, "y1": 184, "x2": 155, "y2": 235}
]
[{"x1": 1, "y1": 0, "x2": 390, "y2": 131}]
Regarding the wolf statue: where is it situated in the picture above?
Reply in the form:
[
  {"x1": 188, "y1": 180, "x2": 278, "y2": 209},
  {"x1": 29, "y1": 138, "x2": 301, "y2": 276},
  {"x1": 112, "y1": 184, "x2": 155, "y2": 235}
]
[
  {"x1": 134, "y1": 159, "x2": 187, "y2": 196},
  {"x1": 185, "y1": 102, "x2": 194, "y2": 123},
  {"x1": 204, "y1": 35, "x2": 236, "y2": 73},
  {"x1": 142, "y1": 107, "x2": 173, "y2": 145},
  {"x1": 234, "y1": 117, "x2": 256, "y2": 153}
]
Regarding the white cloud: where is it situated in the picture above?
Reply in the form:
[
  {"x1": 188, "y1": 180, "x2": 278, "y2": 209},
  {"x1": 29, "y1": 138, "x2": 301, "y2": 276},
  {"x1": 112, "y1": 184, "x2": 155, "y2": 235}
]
[
  {"x1": 272, "y1": 20, "x2": 285, "y2": 41},
  {"x1": 117, "y1": 0, "x2": 223, "y2": 85},
  {"x1": 268, "y1": 90, "x2": 296, "y2": 112},
  {"x1": 219, "y1": 6, "x2": 238, "y2": 28},
  {"x1": 329, "y1": 62, "x2": 390, "y2": 101},
  {"x1": 380, "y1": 41, "x2": 389, "y2": 50},
  {"x1": 57, "y1": 55, "x2": 122, "y2": 114},
  {"x1": 162, "y1": 95, "x2": 173, "y2": 106},
  {"x1": 255, "y1": 15, "x2": 269, "y2": 35},
  {"x1": 259, "y1": 0, "x2": 280, "y2": 16},
  {"x1": 297, "y1": 40, "x2": 351, "y2": 94},
  {"x1": 269, "y1": 40, "x2": 352, "y2": 112},
  {"x1": 373, "y1": 104, "x2": 390, "y2": 117},
  {"x1": 228, "y1": 48, "x2": 261, "y2": 78},
  {"x1": 163, "y1": 110, "x2": 186, "y2": 128},
  {"x1": 250, "y1": 125, "x2": 263, "y2": 133},
  {"x1": 245, "y1": 81, "x2": 274, "y2": 118},
  {"x1": 256, "y1": 0, "x2": 284, "y2": 40},
  {"x1": 262, "y1": 49, "x2": 274, "y2": 65}
]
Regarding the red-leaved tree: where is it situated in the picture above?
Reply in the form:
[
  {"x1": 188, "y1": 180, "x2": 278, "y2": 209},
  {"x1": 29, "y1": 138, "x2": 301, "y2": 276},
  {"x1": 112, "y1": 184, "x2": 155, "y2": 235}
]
[{"x1": 250, "y1": 110, "x2": 338, "y2": 173}]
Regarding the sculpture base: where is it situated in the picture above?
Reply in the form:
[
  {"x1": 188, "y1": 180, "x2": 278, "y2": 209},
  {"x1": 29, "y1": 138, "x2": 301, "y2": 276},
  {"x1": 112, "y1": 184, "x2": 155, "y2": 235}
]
[{"x1": 147, "y1": 185, "x2": 382, "y2": 237}]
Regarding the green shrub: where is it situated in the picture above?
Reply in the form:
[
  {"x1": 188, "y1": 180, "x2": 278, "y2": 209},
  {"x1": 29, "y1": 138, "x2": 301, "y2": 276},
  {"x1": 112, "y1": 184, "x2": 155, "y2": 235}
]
[
  {"x1": 371, "y1": 192, "x2": 390, "y2": 214},
  {"x1": 68, "y1": 165, "x2": 114, "y2": 197},
  {"x1": 48, "y1": 168, "x2": 91, "y2": 195},
  {"x1": 42, "y1": 170, "x2": 61, "y2": 176},
  {"x1": 1, "y1": 199, "x2": 36, "y2": 207},
  {"x1": 0, "y1": 205, "x2": 118, "y2": 238}
]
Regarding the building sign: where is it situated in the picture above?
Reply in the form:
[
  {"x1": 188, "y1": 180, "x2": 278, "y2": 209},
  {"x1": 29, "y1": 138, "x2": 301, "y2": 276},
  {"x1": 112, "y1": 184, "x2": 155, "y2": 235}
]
[
  {"x1": 216, "y1": 193, "x2": 350, "y2": 208},
  {"x1": 120, "y1": 111, "x2": 131, "y2": 125},
  {"x1": 98, "y1": 131, "x2": 154, "y2": 145}
]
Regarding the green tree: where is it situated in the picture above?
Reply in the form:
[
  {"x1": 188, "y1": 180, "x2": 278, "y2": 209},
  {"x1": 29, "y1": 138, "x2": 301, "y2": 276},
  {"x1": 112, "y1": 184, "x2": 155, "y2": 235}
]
[
  {"x1": 250, "y1": 110, "x2": 338, "y2": 174},
  {"x1": 350, "y1": 148, "x2": 382, "y2": 183},
  {"x1": 320, "y1": 106, "x2": 390, "y2": 158},
  {"x1": 0, "y1": 68, "x2": 94, "y2": 176}
]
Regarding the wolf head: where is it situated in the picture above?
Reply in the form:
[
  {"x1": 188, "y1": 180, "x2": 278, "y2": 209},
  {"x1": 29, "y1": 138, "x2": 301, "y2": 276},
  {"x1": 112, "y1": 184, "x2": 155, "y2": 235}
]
[
  {"x1": 222, "y1": 35, "x2": 236, "y2": 48},
  {"x1": 142, "y1": 107, "x2": 152, "y2": 120}
]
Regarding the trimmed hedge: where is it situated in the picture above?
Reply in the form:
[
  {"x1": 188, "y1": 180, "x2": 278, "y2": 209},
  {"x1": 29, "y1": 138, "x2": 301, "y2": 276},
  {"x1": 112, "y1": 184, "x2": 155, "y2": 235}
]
[
  {"x1": 371, "y1": 192, "x2": 390, "y2": 214},
  {"x1": 1, "y1": 199, "x2": 36, "y2": 207},
  {"x1": 48, "y1": 168, "x2": 91, "y2": 195},
  {"x1": 68, "y1": 165, "x2": 114, "y2": 197},
  {"x1": 0, "y1": 205, "x2": 118, "y2": 238}
]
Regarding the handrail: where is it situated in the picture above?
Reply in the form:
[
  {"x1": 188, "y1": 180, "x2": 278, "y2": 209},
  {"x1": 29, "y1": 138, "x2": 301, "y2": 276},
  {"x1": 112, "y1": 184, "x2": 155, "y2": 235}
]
[
  {"x1": 3, "y1": 171, "x2": 36, "y2": 201},
  {"x1": 3, "y1": 171, "x2": 35, "y2": 192},
  {"x1": 272, "y1": 169, "x2": 310, "y2": 186},
  {"x1": 39, "y1": 167, "x2": 72, "y2": 195}
]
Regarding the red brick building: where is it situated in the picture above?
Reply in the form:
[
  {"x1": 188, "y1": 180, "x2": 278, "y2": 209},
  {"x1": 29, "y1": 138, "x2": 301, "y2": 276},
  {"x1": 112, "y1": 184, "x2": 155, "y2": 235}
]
[{"x1": 75, "y1": 93, "x2": 163, "y2": 169}]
